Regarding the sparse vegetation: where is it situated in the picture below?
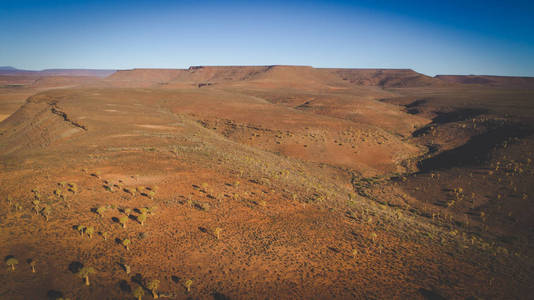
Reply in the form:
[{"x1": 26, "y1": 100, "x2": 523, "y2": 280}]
[{"x1": 2, "y1": 64, "x2": 534, "y2": 299}]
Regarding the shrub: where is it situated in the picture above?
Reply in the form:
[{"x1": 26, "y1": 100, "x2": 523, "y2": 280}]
[{"x1": 124, "y1": 188, "x2": 136, "y2": 196}]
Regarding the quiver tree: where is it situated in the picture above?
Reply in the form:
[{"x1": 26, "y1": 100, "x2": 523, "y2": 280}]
[
  {"x1": 123, "y1": 264, "x2": 131, "y2": 274},
  {"x1": 53, "y1": 188, "x2": 62, "y2": 198},
  {"x1": 146, "y1": 279, "x2": 160, "y2": 299},
  {"x1": 96, "y1": 206, "x2": 106, "y2": 217},
  {"x1": 119, "y1": 258, "x2": 130, "y2": 274},
  {"x1": 28, "y1": 259, "x2": 37, "y2": 273},
  {"x1": 133, "y1": 286, "x2": 145, "y2": 300},
  {"x1": 119, "y1": 216, "x2": 128, "y2": 228},
  {"x1": 147, "y1": 206, "x2": 157, "y2": 215},
  {"x1": 32, "y1": 188, "x2": 41, "y2": 200},
  {"x1": 77, "y1": 225, "x2": 86, "y2": 237},
  {"x1": 68, "y1": 183, "x2": 78, "y2": 194},
  {"x1": 32, "y1": 200, "x2": 40, "y2": 214},
  {"x1": 41, "y1": 205, "x2": 51, "y2": 221},
  {"x1": 6, "y1": 257, "x2": 18, "y2": 271},
  {"x1": 86, "y1": 226, "x2": 94, "y2": 238},
  {"x1": 122, "y1": 238, "x2": 131, "y2": 251},
  {"x1": 77, "y1": 266, "x2": 95, "y2": 286},
  {"x1": 137, "y1": 213, "x2": 147, "y2": 226},
  {"x1": 214, "y1": 227, "x2": 222, "y2": 240},
  {"x1": 184, "y1": 279, "x2": 193, "y2": 293}
]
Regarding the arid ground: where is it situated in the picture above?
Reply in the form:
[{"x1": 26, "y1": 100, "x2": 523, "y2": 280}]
[{"x1": 1, "y1": 66, "x2": 534, "y2": 299}]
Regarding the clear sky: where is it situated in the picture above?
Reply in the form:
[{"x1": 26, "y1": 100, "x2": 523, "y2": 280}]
[{"x1": 1, "y1": 0, "x2": 533, "y2": 76}]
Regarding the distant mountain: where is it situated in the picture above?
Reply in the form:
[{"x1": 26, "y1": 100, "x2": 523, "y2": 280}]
[
  {"x1": 435, "y1": 75, "x2": 534, "y2": 88},
  {"x1": 0, "y1": 67, "x2": 115, "y2": 77},
  {"x1": 0, "y1": 66, "x2": 19, "y2": 71}
]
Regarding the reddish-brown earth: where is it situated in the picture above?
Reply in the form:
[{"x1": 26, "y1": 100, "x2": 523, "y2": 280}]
[{"x1": 1, "y1": 66, "x2": 533, "y2": 299}]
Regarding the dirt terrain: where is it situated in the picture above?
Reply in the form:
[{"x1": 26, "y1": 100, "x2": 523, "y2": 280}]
[{"x1": 1, "y1": 66, "x2": 533, "y2": 299}]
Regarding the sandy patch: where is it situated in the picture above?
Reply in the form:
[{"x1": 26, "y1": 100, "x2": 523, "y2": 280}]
[
  {"x1": 136, "y1": 124, "x2": 178, "y2": 130},
  {"x1": 108, "y1": 134, "x2": 140, "y2": 138},
  {"x1": 0, "y1": 114, "x2": 9, "y2": 122}
]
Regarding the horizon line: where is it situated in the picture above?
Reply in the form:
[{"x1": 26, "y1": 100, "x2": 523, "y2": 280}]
[{"x1": 2, "y1": 65, "x2": 534, "y2": 78}]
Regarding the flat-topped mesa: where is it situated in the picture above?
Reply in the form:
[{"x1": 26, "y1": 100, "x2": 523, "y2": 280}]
[
  {"x1": 105, "y1": 65, "x2": 449, "y2": 88},
  {"x1": 105, "y1": 68, "x2": 185, "y2": 83},
  {"x1": 327, "y1": 68, "x2": 447, "y2": 88}
]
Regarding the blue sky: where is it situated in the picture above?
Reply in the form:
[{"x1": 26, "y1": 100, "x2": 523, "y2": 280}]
[{"x1": 1, "y1": 0, "x2": 533, "y2": 76}]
